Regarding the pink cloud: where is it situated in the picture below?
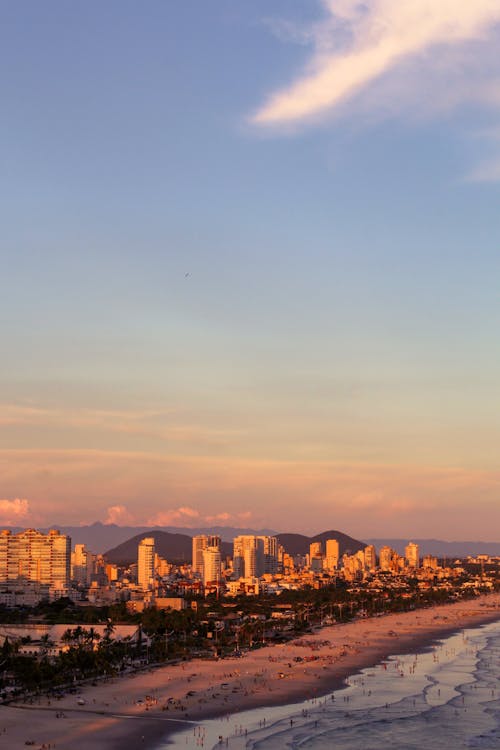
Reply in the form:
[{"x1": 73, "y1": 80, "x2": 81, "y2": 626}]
[
  {"x1": 253, "y1": 0, "x2": 500, "y2": 126},
  {"x1": 0, "y1": 498, "x2": 30, "y2": 525},
  {"x1": 1, "y1": 449, "x2": 500, "y2": 538},
  {"x1": 104, "y1": 505, "x2": 135, "y2": 525},
  {"x1": 204, "y1": 512, "x2": 231, "y2": 523},
  {"x1": 147, "y1": 507, "x2": 200, "y2": 527},
  {"x1": 203, "y1": 511, "x2": 253, "y2": 525}
]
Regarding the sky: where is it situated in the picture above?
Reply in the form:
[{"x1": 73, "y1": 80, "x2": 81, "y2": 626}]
[{"x1": 1, "y1": 1, "x2": 500, "y2": 539}]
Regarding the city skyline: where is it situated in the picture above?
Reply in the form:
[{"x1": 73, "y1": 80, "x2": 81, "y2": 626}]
[{"x1": 2, "y1": 2, "x2": 500, "y2": 539}]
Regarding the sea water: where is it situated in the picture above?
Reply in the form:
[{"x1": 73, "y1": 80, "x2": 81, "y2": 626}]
[{"x1": 162, "y1": 619, "x2": 500, "y2": 749}]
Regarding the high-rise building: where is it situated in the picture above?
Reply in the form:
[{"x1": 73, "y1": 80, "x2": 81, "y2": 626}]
[
  {"x1": 192, "y1": 535, "x2": 221, "y2": 577},
  {"x1": 379, "y1": 545, "x2": 394, "y2": 571},
  {"x1": 325, "y1": 539, "x2": 340, "y2": 570},
  {"x1": 309, "y1": 541, "x2": 322, "y2": 557},
  {"x1": 137, "y1": 537, "x2": 156, "y2": 591},
  {"x1": 283, "y1": 552, "x2": 294, "y2": 573},
  {"x1": 262, "y1": 535, "x2": 279, "y2": 575},
  {"x1": 422, "y1": 555, "x2": 438, "y2": 570},
  {"x1": 364, "y1": 545, "x2": 376, "y2": 570},
  {"x1": 405, "y1": 542, "x2": 419, "y2": 569},
  {"x1": 105, "y1": 563, "x2": 118, "y2": 582},
  {"x1": 71, "y1": 543, "x2": 94, "y2": 586},
  {"x1": 0, "y1": 528, "x2": 71, "y2": 596},
  {"x1": 308, "y1": 541, "x2": 323, "y2": 571},
  {"x1": 233, "y1": 535, "x2": 278, "y2": 580},
  {"x1": 355, "y1": 549, "x2": 365, "y2": 569},
  {"x1": 155, "y1": 554, "x2": 170, "y2": 578},
  {"x1": 310, "y1": 554, "x2": 323, "y2": 572},
  {"x1": 342, "y1": 552, "x2": 364, "y2": 580},
  {"x1": 202, "y1": 546, "x2": 221, "y2": 587},
  {"x1": 192, "y1": 535, "x2": 207, "y2": 576}
]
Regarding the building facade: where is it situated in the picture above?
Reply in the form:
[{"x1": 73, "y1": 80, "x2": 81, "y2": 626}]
[
  {"x1": 0, "y1": 528, "x2": 71, "y2": 597},
  {"x1": 405, "y1": 542, "x2": 420, "y2": 568},
  {"x1": 192, "y1": 535, "x2": 221, "y2": 577},
  {"x1": 325, "y1": 539, "x2": 339, "y2": 570},
  {"x1": 137, "y1": 537, "x2": 156, "y2": 591},
  {"x1": 233, "y1": 535, "x2": 278, "y2": 580},
  {"x1": 202, "y1": 546, "x2": 222, "y2": 587}
]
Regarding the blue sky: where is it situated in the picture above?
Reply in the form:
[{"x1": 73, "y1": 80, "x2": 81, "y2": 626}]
[{"x1": 1, "y1": 1, "x2": 500, "y2": 538}]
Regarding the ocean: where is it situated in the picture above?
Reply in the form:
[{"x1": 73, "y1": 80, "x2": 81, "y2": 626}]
[{"x1": 162, "y1": 619, "x2": 500, "y2": 749}]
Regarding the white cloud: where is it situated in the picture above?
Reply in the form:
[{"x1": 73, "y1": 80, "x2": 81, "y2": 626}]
[
  {"x1": 204, "y1": 512, "x2": 231, "y2": 523},
  {"x1": 148, "y1": 507, "x2": 200, "y2": 527},
  {"x1": 104, "y1": 505, "x2": 135, "y2": 525},
  {"x1": 0, "y1": 498, "x2": 30, "y2": 525},
  {"x1": 204, "y1": 510, "x2": 253, "y2": 525},
  {"x1": 148, "y1": 508, "x2": 253, "y2": 528},
  {"x1": 252, "y1": 1, "x2": 500, "y2": 126}
]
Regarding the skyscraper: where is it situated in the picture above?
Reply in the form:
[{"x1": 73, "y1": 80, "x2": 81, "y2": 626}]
[
  {"x1": 405, "y1": 542, "x2": 419, "y2": 568},
  {"x1": 364, "y1": 544, "x2": 376, "y2": 570},
  {"x1": 379, "y1": 545, "x2": 394, "y2": 571},
  {"x1": 192, "y1": 535, "x2": 221, "y2": 578},
  {"x1": 202, "y1": 545, "x2": 221, "y2": 587},
  {"x1": 325, "y1": 539, "x2": 340, "y2": 570},
  {"x1": 192, "y1": 535, "x2": 207, "y2": 576},
  {"x1": 309, "y1": 541, "x2": 322, "y2": 559},
  {"x1": 137, "y1": 537, "x2": 156, "y2": 591},
  {"x1": 0, "y1": 528, "x2": 71, "y2": 596},
  {"x1": 232, "y1": 535, "x2": 278, "y2": 579},
  {"x1": 71, "y1": 543, "x2": 94, "y2": 586}
]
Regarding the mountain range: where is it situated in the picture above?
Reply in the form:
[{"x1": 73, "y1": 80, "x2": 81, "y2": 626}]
[
  {"x1": 104, "y1": 529, "x2": 365, "y2": 565},
  {"x1": 2, "y1": 524, "x2": 499, "y2": 559},
  {"x1": 1, "y1": 523, "x2": 277, "y2": 553}
]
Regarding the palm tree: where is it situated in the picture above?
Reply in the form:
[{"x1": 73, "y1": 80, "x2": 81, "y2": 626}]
[
  {"x1": 103, "y1": 620, "x2": 115, "y2": 644},
  {"x1": 85, "y1": 627, "x2": 101, "y2": 651},
  {"x1": 61, "y1": 628, "x2": 76, "y2": 649}
]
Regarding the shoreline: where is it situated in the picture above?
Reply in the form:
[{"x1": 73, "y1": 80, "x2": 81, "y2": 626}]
[{"x1": 2, "y1": 594, "x2": 500, "y2": 749}]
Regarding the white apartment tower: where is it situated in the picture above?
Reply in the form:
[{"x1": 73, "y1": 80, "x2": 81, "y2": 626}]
[
  {"x1": 192, "y1": 535, "x2": 221, "y2": 578},
  {"x1": 232, "y1": 535, "x2": 278, "y2": 580},
  {"x1": 405, "y1": 542, "x2": 419, "y2": 568},
  {"x1": 0, "y1": 528, "x2": 71, "y2": 596},
  {"x1": 202, "y1": 546, "x2": 221, "y2": 587},
  {"x1": 137, "y1": 537, "x2": 156, "y2": 591}
]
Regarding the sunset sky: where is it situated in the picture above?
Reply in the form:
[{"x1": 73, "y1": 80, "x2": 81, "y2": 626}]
[{"x1": 1, "y1": 1, "x2": 500, "y2": 538}]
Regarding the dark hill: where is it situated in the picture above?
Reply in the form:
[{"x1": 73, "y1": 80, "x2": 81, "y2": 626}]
[
  {"x1": 277, "y1": 530, "x2": 365, "y2": 557},
  {"x1": 105, "y1": 531, "x2": 232, "y2": 565},
  {"x1": 105, "y1": 529, "x2": 365, "y2": 565}
]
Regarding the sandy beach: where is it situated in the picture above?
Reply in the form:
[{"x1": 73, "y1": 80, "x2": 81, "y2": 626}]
[{"x1": 2, "y1": 593, "x2": 500, "y2": 749}]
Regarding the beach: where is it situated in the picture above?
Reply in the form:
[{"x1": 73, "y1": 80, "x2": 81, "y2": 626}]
[{"x1": 2, "y1": 593, "x2": 500, "y2": 749}]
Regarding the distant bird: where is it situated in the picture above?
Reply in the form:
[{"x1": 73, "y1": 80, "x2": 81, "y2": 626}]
[{"x1": 185, "y1": 272, "x2": 190, "y2": 278}]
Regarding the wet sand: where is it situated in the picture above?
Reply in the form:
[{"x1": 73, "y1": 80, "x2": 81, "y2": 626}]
[{"x1": 2, "y1": 593, "x2": 500, "y2": 749}]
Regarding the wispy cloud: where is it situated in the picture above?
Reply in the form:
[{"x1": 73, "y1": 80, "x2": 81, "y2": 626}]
[
  {"x1": 0, "y1": 402, "x2": 242, "y2": 447},
  {"x1": 252, "y1": 1, "x2": 500, "y2": 126}
]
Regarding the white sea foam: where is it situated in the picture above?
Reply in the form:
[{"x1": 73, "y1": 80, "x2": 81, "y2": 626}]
[{"x1": 161, "y1": 620, "x2": 500, "y2": 750}]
